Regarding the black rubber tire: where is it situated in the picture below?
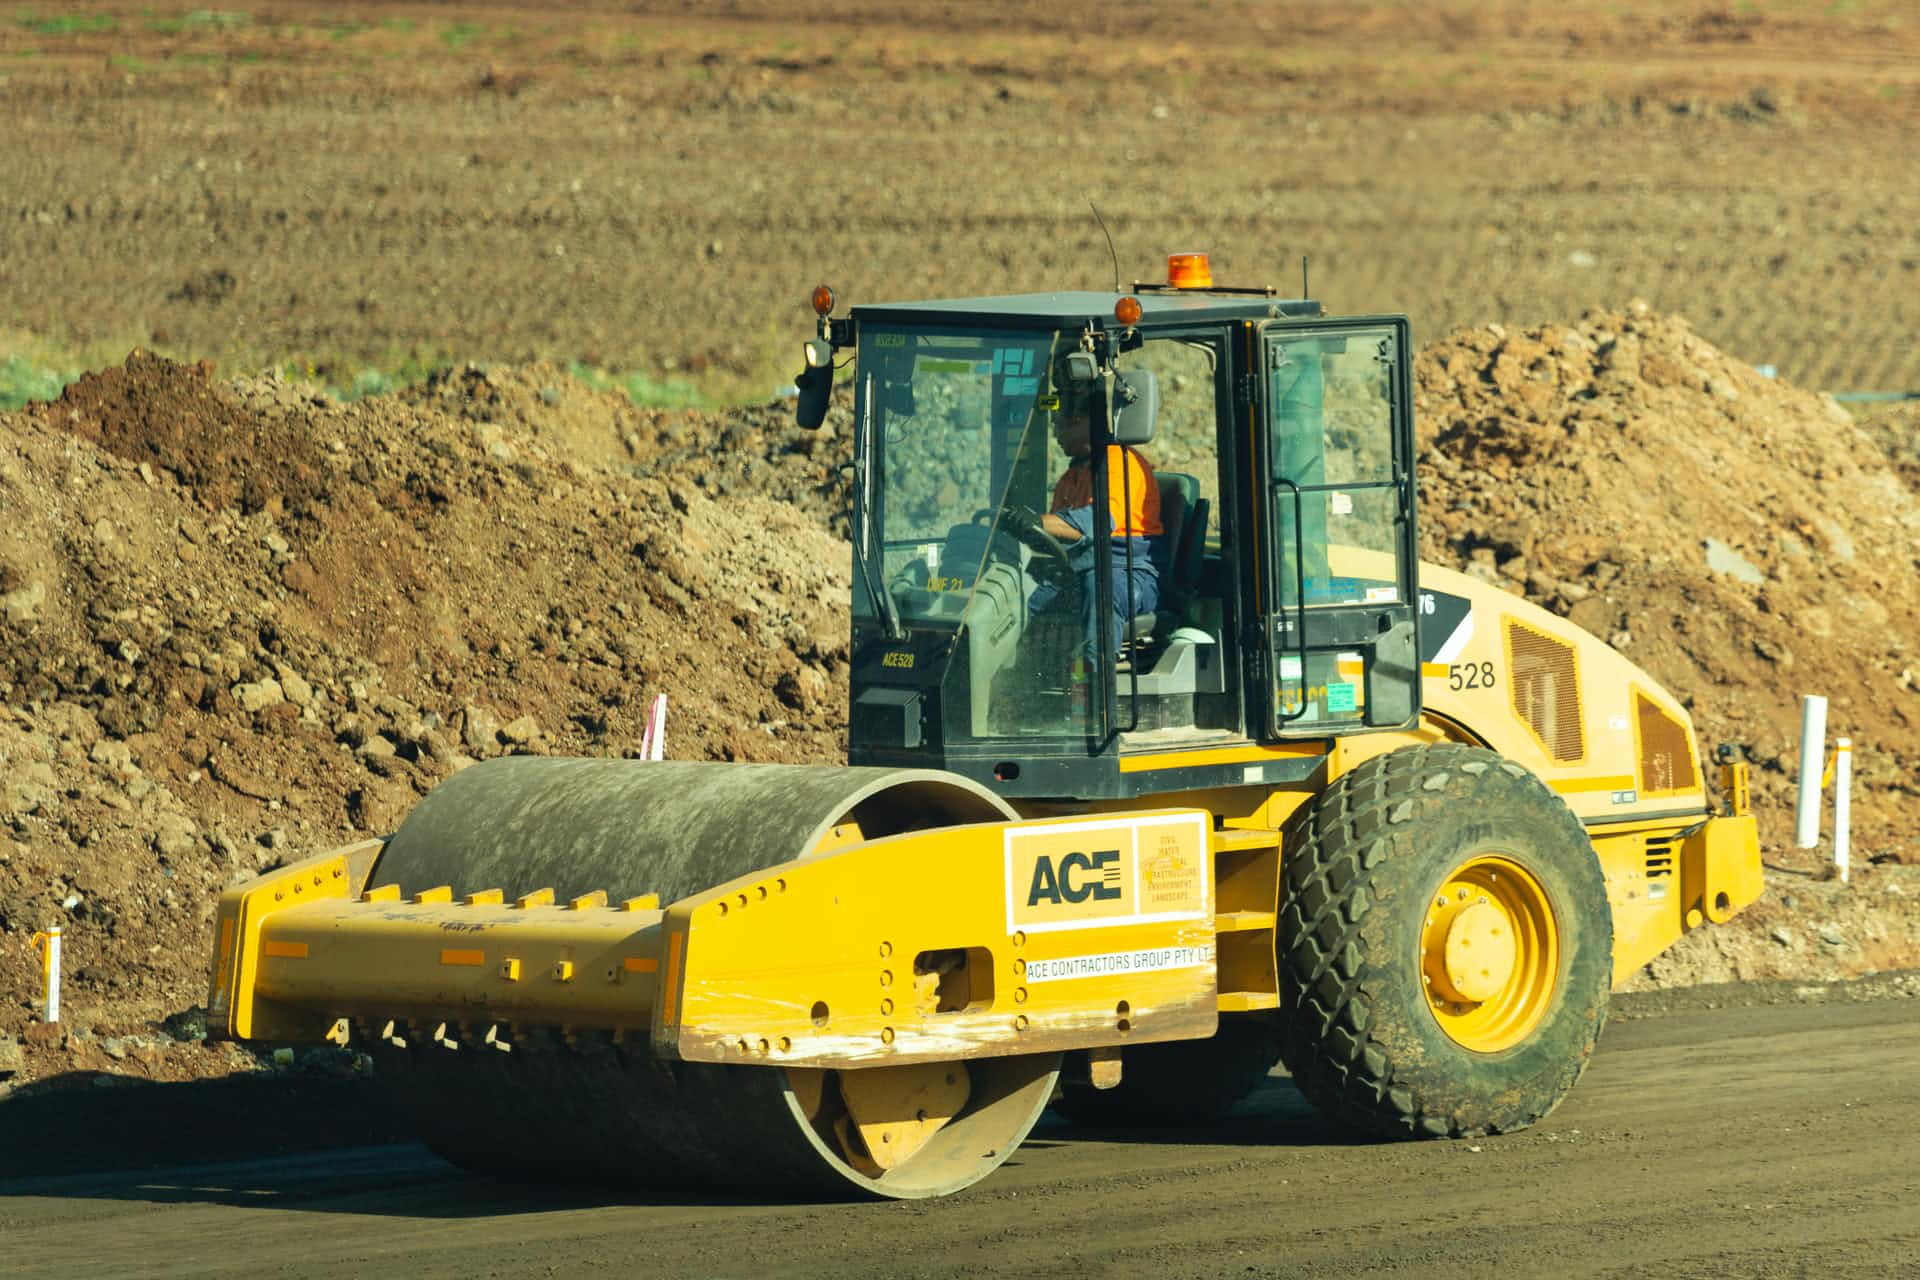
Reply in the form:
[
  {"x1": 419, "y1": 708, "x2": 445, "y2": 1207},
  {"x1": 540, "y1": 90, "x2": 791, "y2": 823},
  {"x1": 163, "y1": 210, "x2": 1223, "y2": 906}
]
[
  {"x1": 1050, "y1": 1014, "x2": 1282, "y2": 1126},
  {"x1": 1276, "y1": 744, "x2": 1611, "y2": 1139}
]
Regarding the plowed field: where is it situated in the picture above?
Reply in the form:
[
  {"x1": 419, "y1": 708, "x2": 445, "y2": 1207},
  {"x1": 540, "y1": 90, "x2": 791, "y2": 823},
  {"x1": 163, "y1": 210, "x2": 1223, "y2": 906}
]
[{"x1": 3, "y1": 1, "x2": 1918, "y2": 395}]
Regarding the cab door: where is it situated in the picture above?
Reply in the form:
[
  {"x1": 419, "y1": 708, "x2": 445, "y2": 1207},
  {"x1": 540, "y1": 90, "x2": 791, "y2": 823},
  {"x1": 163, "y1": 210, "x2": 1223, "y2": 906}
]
[{"x1": 1254, "y1": 317, "x2": 1420, "y2": 737}]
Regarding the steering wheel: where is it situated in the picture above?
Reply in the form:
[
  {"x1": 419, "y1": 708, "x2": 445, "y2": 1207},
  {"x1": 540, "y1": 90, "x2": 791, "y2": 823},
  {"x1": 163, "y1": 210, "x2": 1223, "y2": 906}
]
[{"x1": 985, "y1": 505, "x2": 1074, "y2": 587}]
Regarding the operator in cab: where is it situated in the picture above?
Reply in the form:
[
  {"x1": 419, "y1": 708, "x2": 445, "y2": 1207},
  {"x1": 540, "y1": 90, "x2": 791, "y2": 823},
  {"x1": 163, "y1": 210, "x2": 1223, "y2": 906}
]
[{"x1": 1014, "y1": 385, "x2": 1162, "y2": 663}]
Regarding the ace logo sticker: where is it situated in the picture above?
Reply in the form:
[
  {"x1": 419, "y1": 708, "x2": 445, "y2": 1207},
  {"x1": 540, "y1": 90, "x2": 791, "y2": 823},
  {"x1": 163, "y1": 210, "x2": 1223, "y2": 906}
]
[
  {"x1": 1025, "y1": 849, "x2": 1124, "y2": 906},
  {"x1": 1005, "y1": 813, "x2": 1209, "y2": 933}
]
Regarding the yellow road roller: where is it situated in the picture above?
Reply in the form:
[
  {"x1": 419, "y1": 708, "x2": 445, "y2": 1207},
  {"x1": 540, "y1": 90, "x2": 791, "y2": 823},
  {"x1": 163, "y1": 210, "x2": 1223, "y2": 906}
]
[{"x1": 207, "y1": 257, "x2": 1763, "y2": 1198}]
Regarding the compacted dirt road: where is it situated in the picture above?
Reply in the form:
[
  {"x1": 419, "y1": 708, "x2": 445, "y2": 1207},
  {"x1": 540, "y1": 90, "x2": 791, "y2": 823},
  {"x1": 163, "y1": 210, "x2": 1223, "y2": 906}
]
[{"x1": 3, "y1": 978, "x2": 1914, "y2": 1278}]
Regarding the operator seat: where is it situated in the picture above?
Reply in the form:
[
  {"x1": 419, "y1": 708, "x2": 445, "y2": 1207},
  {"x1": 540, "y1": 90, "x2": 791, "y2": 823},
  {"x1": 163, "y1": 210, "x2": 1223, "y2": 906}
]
[
  {"x1": 1151, "y1": 474, "x2": 1208, "y2": 631},
  {"x1": 1107, "y1": 370, "x2": 1217, "y2": 710},
  {"x1": 1126, "y1": 472, "x2": 1207, "y2": 643},
  {"x1": 1109, "y1": 370, "x2": 1209, "y2": 643}
]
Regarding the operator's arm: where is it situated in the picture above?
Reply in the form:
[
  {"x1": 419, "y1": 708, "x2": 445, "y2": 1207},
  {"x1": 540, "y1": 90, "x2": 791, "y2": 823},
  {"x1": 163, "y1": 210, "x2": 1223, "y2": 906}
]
[{"x1": 1041, "y1": 511, "x2": 1083, "y2": 542}]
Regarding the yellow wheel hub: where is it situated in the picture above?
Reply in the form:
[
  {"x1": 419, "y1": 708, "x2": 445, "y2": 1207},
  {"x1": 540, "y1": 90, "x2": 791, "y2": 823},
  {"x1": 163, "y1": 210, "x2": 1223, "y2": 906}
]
[
  {"x1": 1439, "y1": 901, "x2": 1518, "y2": 1002},
  {"x1": 1420, "y1": 856, "x2": 1558, "y2": 1052}
]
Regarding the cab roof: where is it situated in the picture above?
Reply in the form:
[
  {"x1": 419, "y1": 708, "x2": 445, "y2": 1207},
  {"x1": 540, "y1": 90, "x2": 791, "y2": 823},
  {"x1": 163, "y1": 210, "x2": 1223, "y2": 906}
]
[{"x1": 850, "y1": 290, "x2": 1323, "y2": 329}]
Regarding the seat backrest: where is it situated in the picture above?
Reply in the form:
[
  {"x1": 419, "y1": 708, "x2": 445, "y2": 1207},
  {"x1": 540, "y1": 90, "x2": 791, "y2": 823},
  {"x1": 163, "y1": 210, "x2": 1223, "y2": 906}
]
[
  {"x1": 1152, "y1": 470, "x2": 1208, "y2": 607},
  {"x1": 1154, "y1": 470, "x2": 1193, "y2": 573},
  {"x1": 1169, "y1": 496, "x2": 1209, "y2": 611}
]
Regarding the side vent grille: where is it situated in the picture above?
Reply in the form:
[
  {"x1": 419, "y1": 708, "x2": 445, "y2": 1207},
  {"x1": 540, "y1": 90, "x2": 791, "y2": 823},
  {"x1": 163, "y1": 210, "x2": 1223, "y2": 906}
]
[
  {"x1": 1644, "y1": 839, "x2": 1676, "y2": 879},
  {"x1": 1635, "y1": 692, "x2": 1698, "y2": 796},
  {"x1": 1506, "y1": 620, "x2": 1585, "y2": 763}
]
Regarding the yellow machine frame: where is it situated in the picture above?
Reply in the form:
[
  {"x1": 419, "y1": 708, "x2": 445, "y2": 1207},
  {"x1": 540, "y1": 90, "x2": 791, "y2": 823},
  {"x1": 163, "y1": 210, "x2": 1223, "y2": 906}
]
[{"x1": 211, "y1": 553, "x2": 1763, "y2": 1069}]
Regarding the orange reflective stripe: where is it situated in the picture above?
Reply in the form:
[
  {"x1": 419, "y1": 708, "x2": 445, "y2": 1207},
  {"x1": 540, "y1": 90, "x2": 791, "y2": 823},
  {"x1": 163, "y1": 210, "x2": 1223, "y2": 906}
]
[{"x1": 1051, "y1": 447, "x2": 1163, "y2": 539}]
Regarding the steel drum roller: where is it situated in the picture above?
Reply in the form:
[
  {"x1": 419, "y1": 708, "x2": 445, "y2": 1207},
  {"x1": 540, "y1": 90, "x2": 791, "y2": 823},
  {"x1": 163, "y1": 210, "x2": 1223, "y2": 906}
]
[{"x1": 366, "y1": 758, "x2": 1061, "y2": 1199}]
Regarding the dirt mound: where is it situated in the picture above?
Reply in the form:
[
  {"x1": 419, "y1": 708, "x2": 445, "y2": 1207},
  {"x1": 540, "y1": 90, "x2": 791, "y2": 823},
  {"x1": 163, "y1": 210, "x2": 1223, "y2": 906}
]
[
  {"x1": 395, "y1": 362, "x2": 853, "y2": 536},
  {"x1": 1, "y1": 356, "x2": 850, "y2": 1087},
  {"x1": 3, "y1": 318, "x2": 1916, "y2": 1090},
  {"x1": 1855, "y1": 399, "x2": 1920, "y2": 496},
  {"x1": 55, "y1": 351, "x2": 335, "y2": 518},
  {"x1": 1413, "y1": 302, "x2": 1920, "y2": 986},
  {"x1": 1414, "y1": 301, "x2": 1919, "y2": 860}
]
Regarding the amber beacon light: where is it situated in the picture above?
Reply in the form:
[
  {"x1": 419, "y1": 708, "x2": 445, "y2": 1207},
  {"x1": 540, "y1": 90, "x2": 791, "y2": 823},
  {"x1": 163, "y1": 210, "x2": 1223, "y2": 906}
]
[
  {"x1": 811, "y1": 284, "x2": 836, "y2": 316},
  {"x1": 1167, "y1": 252, "x2": 1213, "y2": 289}
]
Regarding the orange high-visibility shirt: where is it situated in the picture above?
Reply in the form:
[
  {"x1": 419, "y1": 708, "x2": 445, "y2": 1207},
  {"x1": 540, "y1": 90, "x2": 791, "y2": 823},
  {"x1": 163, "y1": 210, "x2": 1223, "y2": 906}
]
[{"x1": 1051, "y1": 445, "x2": 1163, "y2": 539}]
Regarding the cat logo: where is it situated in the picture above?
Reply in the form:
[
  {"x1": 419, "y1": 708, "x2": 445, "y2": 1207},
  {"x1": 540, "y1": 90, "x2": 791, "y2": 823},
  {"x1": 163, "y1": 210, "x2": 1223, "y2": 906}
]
[{"x1": 1026, "y1": 850, "x2": 1123, "y2": 906}]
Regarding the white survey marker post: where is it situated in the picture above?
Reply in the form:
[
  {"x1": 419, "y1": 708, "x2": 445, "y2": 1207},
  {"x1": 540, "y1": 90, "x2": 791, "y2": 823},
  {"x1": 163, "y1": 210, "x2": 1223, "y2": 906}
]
[
  {"x1": 1833, "y1": 737, "x2": 1852, "y2": 883},
  {"x1": 640, "y1": 693, "x2": 667, "y2": 762},
  {"x1": 1795, "y1": 694, "x2": 1827, "y2": 848}
]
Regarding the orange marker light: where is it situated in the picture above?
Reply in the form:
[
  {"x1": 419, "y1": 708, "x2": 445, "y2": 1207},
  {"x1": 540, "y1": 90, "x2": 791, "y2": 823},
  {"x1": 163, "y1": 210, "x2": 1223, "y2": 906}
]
[
  {"x1": 811, "y1": 284, "x2": 836, "y2": 316},
  {"x1": 1167, "y1": 252, "x2": 1213, "y2": 289},
  {"x1": 1114, "y1": 296, "x2": 1143, "y2": 326}
]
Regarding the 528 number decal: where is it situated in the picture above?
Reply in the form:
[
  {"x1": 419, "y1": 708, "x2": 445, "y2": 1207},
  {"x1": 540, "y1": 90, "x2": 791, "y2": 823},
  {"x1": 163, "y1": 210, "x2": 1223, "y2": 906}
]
[{"x1": 1448, "y1": 661, "x2": 1497, "y2": 691}]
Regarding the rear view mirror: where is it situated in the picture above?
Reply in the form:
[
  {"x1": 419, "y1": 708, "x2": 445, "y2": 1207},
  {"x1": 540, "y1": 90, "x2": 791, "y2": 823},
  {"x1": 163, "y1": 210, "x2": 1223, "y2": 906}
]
[
  {"x1": 796, "y1": 358, "x2": 834, "y2": 429},
  {"x1": 1112, "y1": 369, "x2": 1158, "y2": 444}
]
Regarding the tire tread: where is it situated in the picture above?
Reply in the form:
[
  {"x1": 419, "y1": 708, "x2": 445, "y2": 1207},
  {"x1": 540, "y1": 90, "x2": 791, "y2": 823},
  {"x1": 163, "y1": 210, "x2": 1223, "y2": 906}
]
[{"x1": 1276, "y1": 744, "x2": 1609, "y2": 1140}]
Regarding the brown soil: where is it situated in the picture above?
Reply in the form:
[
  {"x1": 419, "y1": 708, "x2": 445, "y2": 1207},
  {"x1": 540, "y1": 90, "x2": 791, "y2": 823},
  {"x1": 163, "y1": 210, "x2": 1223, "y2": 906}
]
[
  {"x1": 1411, "y1": 303, "x2": 1920, "y2": 987},
  {"x1": 1417, "y1": 302, "x2": 1920, "y2": 862},
  {"x1": 2, "y1": 352, "x2": 854, "y2": 1089},
  {"x1": 1, "y1": 0, "x2": 1917, "y2": 1215},
  {"x1": 1858, "y1": 398, "x2": 1920, "y2": 494},
  {"x1": 3, "y1": 302, "x2": 1916, "y2": 1092}
]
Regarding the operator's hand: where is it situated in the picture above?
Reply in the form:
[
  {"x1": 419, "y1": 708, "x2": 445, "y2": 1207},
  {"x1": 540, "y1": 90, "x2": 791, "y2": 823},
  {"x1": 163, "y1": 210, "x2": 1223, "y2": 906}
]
[
  {"x1": 1006, "y1": 504, "x2": 1083, "y2": 547},
  {"x1": 1003, "y1": 503, "x2": 1047, "y2": 544}
]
